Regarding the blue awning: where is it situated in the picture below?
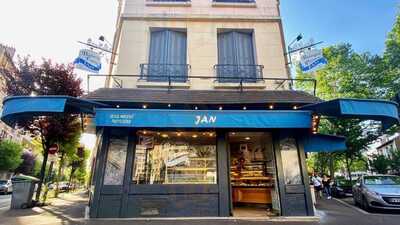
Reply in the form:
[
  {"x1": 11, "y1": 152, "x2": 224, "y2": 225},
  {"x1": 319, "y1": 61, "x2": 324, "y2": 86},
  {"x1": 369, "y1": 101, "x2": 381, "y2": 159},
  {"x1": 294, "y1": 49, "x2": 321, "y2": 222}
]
[
  {"x1": 303, "y1": 134, "x2": 347, "y2": 152},
  {"x1": 1, "y1": 96, "x2": 106, "y2": 126},
  {"x1": 95, "y1": 108, "x2": 312, "y2": 128},
  {"x1": 300, "y1": 99, "x2": 399, "y2": 129}
]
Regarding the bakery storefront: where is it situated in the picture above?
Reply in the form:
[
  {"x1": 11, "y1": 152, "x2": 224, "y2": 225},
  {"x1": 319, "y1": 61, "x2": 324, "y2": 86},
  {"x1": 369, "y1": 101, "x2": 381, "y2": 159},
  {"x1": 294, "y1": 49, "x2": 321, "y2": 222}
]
[{"x1": 1, "y1": 90, "x2": 399, "y2": 218}]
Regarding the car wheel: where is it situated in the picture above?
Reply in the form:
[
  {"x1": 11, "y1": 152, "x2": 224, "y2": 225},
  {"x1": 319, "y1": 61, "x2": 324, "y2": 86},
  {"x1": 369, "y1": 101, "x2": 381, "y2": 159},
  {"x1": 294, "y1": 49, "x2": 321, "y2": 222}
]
[
  {"x1": 353, "y1": 196, "x2": 359, "y2": 206},
  {"x1": 361, "y1": 196, "x2": 371, "y2": 212}
]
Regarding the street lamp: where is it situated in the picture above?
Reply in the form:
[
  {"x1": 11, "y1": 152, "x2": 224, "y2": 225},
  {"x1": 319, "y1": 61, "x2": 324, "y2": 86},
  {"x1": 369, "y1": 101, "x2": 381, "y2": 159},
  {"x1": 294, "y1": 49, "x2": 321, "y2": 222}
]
[{"x1": 287, "y1": 33, "x2": 303, "y2": 65}]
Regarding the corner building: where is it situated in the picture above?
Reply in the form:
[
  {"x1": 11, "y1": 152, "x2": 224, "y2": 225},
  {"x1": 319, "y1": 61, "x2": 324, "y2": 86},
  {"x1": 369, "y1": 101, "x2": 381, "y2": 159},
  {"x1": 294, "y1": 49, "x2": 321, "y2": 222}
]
[{"x1": 1, "y1": 0, "x2": 398, "y2": 219}]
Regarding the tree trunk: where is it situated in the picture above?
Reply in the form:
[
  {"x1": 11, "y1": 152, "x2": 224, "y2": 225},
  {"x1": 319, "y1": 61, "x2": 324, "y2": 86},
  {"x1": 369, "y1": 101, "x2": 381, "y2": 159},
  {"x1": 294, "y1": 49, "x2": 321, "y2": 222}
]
[
  {"x1": 54, "y1": 152, "x2": 65, "y2": 198},
  {"x1": 345, "y1": 156, "x2": 353, "y2": 182},
  {"x1": 35, "y1": 141, "x2": 49, "y2": 202},
  {"x1": 329, "y1": 153, "x2": 335, "y2": 178}
]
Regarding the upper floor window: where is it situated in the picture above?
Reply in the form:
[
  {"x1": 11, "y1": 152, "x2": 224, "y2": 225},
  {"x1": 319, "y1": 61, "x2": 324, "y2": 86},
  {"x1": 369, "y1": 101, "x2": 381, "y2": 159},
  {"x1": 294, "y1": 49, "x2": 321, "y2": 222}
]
[
  {"x1": 216, "y1": 30, "x2": 262, "y2": 83},
  {"x1": 141, "y1": 29, "x2": 188, "y2": 82}
]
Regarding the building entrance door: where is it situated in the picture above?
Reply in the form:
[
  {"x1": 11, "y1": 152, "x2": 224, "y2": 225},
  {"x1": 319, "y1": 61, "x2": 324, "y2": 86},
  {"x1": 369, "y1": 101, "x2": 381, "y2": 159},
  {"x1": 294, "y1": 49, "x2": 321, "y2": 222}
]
[{"x1": 228, "y1": 132, "x2": 280, "y2": 217}]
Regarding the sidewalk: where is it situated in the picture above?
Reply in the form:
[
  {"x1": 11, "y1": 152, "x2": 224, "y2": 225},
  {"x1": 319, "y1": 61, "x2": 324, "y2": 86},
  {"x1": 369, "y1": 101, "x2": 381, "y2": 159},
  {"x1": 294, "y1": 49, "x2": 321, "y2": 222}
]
[{"x1": 0, "y1": 191, "x2": 87, "y2": 225}]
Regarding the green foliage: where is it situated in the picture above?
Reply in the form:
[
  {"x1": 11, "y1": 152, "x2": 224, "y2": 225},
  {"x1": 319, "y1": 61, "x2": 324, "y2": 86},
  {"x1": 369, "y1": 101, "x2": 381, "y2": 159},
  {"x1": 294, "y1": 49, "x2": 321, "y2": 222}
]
[
  {"x1": 369, "y1": 154, "x2": 391, "y2": 174},
  {"x1": 0, "y1": 140, "x2": 24, "y2": 171},
  {"x1": 390, "y1": 149, "x2": 400, "y2": 174}
]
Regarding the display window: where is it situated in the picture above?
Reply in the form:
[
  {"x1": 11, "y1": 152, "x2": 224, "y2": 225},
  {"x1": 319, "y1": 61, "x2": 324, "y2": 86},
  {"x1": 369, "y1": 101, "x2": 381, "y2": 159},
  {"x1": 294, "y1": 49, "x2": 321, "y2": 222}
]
[{"x1": 132, "y1": 130, "x2": 217, "y2": 184}]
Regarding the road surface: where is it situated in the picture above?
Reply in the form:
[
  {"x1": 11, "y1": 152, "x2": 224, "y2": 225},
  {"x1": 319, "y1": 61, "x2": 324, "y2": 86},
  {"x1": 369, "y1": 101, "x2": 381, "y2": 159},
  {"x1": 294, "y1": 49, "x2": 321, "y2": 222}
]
[{"x1": 0, "y1": 194, "x2": 11, "y2": 210}]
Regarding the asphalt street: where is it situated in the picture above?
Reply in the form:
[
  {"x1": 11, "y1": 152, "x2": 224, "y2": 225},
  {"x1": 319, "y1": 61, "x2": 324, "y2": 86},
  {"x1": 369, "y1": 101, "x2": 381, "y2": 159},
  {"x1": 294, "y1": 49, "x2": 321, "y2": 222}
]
[{"x1": 0, "y1": 194, "x2": 11, "y2": 209}]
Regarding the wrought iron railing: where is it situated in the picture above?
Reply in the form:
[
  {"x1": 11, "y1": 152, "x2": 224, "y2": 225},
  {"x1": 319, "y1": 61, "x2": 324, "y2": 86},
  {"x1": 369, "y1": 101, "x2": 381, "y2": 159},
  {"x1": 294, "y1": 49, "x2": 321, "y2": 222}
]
[
  {"x1": 87, "y1": 74, "x2": 317, "y2": 96},
  {"x1": 139, "y1": 64, "x2": 190, "y2": 83},
  {"x1": 214, "y1": 64, "x2": 263, "y2": 83}
]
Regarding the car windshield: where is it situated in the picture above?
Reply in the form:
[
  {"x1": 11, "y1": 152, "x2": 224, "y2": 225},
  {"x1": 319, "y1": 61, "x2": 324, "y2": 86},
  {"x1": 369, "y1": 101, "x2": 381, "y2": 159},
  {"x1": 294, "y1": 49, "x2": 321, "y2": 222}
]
[
  {"x1": 0, "y1": 180, "x2": 7, "y2": 185},
  {"x1": 337, "y1": 180, "x2": 354, "y2": 186},
  {"x1": 364, "y1": 176, "x2": 400, "y2": 185}
]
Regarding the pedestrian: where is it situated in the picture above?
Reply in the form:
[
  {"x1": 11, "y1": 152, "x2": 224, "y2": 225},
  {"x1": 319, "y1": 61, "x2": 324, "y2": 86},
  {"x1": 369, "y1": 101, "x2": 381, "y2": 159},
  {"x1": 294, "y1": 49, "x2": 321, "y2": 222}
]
[
  {"x1": 322, "y1": 174, "x2": 332, "y2": 199},
  {"x1": 311, "y1": 172, "x2": 323, "y2": 199}
]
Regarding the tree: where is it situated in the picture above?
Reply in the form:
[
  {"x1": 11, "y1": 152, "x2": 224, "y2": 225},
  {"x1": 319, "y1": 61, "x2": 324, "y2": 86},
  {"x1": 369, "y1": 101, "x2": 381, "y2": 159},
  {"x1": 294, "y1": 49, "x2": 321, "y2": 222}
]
[
  {"x1": 369, "y1": 154, "x2": 391, "y2": 174},
  {"x1": 389, "y1": 149, "x2": 400, "y2": 175},
  {"x1": 2, "y1": 57, "x2": 83, "y2": 201},
  {"x1": 54, "y1": 129, "x2": 81, "y2": 197},
  {"x1": 15, "y1": 148, "x2": 36, "y2": 175},
  {"x1": 297, "y1": 44, "x2": 383, "y2": 180},
  {"x1": 0, "y1": 140, "x2": 23, "y2": 172}
]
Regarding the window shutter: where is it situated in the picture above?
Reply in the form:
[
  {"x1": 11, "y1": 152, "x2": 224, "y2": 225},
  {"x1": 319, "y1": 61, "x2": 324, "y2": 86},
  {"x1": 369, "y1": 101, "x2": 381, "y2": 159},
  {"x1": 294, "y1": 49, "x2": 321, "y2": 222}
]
[
  {"x1": 233, "y1": 31, "x2": 255, "y2": 80},
  {"x1": 217, "y1": 32, "x2": 236, "y2": 82},
  {"x1": 149, "y1": 30, "x2": 168, "y2": 81},
  {"x1": 167, "y1": 30, "x2": 187, "y2": 81}
]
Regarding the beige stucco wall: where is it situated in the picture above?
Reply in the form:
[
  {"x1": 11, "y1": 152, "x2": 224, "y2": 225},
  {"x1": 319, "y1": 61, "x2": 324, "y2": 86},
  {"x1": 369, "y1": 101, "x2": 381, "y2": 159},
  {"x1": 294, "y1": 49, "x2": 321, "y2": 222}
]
[{"x1": 110, "y1": 0, "x2": 289, "y2": 90}]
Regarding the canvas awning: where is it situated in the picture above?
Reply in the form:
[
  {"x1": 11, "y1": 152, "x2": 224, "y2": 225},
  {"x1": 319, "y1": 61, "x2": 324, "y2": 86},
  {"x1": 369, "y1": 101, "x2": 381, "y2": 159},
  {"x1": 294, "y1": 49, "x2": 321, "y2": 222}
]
[
  {"x1": 303, "y1": 134, "x2": 347, "y2": 153},
  {"x1": 1, "y1": 96, "x2": 106, "y2": 126},
  {"x1": 300, "y1": 98, "x2": 399, "y2": 129},
  {"x1": 95, "y1": 108, "x2": 312, "y2": 128}
]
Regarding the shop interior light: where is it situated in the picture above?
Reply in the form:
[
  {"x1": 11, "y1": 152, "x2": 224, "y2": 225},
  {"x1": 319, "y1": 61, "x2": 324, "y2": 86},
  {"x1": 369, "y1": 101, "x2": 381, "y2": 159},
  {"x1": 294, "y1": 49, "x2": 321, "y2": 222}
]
[
  {"x1": 243, "y1": 106, "x2": 247, "y2": 110},
  {"x1": 195, "y1": 106, "x2": 198, "y2": 110},
  {"x1": 143, "y1": 130, "x2": 147, "y2": 134},
  {"x1": 168, "y1": 104, "x2": 171, "y2": 108},
  {"x1": 161, "y1": 134, "x2": 168, "y2": 138},
  {"x1": 231, "y1": 132, "x2": 236, "y2": 135},
  {"x1": 116, "y1": 105, "x2": 120, "y2": 108},
  {"x1": 177, "y1": 132, "x2": 182, "y2": 136},
  {"x1": 142, "y1": 104, "x2": 148, "y2": 109},
  {"x1": 293, "y1": 105, "x2": 298, "y2": 110},
  {"x1": 219, "y1": 106, "x2": 223, "y2": 110},
  {"x1": 269, "y1": 104, "x2": 274, "y2": 109},
  {"x1": 192, "y1": 134, "x2": 198, "y2": 138},
  {"x1": 245, "y1": 137, "x2": 251, "y2": 140},
  {"x1": 208, "y1": 132, "x2": 214, "y2": 137}
]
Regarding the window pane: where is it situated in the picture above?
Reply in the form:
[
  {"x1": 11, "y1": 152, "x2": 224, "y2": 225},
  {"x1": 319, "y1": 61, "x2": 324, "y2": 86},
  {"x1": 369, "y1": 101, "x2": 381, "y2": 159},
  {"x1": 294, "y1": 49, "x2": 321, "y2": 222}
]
[
  {"x1": 280, "y1": 138, "x2": 302, "y2": 185},
  {"x1": 103, "y1": 132, "x2": 128, "y2": 185},
  {"x1": 133, "y1": 131, "x2": 217, "y2": 184}
]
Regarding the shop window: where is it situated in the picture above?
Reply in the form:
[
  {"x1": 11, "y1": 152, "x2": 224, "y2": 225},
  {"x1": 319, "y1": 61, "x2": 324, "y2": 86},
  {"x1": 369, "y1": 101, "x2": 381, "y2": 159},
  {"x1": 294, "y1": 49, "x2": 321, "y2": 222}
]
[
  {"x1": 103, "y1": 131, "x2": 128, "y2": 185},
  {"x1": 280, "y1": 138, "x2": 303, "y2": 185},
  {"x1": 132, "y1": 131, "x2": 217, "y2": 184}
]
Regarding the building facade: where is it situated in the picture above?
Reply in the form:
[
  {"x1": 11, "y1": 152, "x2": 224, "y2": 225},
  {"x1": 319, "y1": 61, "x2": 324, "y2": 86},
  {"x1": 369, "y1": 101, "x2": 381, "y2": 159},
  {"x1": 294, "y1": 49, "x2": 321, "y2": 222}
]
[{"x1": 108, "y1": 0, "x2": 290, "y2": 90}]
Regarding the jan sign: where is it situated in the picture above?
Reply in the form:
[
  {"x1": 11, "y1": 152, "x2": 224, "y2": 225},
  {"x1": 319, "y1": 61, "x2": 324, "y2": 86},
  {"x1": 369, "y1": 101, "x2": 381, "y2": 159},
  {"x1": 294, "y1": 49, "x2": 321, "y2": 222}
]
[
  {"x1": 300, "y1": 49, "x2": 327, "y2": 73},
  {"x1": 73, "y1": 49, "x2": 101, "y2": 73}
]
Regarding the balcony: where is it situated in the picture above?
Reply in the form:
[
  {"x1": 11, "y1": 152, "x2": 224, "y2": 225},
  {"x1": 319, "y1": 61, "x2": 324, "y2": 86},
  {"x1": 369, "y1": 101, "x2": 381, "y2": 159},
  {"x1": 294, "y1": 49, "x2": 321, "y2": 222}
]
[
  {"x1": 87, "y1": 73, "x2": 316, "y2": 96},
  {"x1": 214, "y1": 64, "x2": 263, "y2": 83},
  {"x1": 139, "y1": 64, "x2": 190, "y2": 83}
]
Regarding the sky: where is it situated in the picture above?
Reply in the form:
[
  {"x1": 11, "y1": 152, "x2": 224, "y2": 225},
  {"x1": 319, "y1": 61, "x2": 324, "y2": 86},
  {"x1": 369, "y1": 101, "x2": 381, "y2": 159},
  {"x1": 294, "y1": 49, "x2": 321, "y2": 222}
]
[{"x1": 281, "y1": 0, "x2": 399, "y2": 55}]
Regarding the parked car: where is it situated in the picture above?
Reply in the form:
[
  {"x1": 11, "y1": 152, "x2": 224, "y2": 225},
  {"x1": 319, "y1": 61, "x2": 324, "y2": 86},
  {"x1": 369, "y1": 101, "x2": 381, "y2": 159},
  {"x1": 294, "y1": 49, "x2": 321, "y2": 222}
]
[
  {"x1": 0, "y1": 180, "x2": 13, "y2": 194},
  {"x1": 353, "y1": 175, "x2": 400, "y2": 211},
  {"x1": 332, "y1": 179, "x2": 354, "y2": 198}
]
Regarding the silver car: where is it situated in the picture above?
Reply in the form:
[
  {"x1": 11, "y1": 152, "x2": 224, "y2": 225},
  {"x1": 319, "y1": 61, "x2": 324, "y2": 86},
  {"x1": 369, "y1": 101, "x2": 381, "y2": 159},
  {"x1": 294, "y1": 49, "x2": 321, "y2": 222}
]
[
  {"x1": 353, "y1": 175, "x2": 400, "y2": 211},
  {"x1": 0, "y1": 180, "x2": 13, "y2": 194}
]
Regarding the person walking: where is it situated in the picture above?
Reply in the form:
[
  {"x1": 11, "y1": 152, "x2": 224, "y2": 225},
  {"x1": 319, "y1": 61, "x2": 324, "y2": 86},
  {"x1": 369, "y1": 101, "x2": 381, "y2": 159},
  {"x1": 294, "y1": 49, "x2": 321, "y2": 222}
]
[
  {"x1": 322, "y1": 174, "x2": 332, "y2": 199},
  {"x1": 311, "y1": 173, "x2": 323, "y2": 199}
]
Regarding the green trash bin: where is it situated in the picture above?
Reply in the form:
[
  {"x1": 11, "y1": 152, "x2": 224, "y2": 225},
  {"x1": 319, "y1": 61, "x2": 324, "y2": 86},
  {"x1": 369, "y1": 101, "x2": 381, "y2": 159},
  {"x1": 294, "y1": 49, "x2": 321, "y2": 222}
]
[{"x1": 10, "y1": 175, "x2": 40, "y2": 209}]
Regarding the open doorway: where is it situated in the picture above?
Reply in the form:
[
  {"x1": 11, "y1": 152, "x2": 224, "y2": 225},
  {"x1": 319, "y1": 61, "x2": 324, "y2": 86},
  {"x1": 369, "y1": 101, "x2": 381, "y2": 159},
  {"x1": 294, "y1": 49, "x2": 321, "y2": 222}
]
[{"x1": 229, "y1": 132, "x2": 280, "y2": 217}]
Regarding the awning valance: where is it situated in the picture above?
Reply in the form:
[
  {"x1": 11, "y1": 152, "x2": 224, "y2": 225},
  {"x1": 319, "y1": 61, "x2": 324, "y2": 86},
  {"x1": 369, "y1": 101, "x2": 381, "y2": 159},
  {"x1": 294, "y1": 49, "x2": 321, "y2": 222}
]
[
  {"x1": 303, "y1": 134, "x2": 346, "y2": 152},
  {"x1": 300, "y1": 99, "x2": 399, "y2": 129},
  {"x1": 1, "y1": 96, "x2": 106, "y2": 126},
  {"x1": 95, "y1": 109, "x2": 312, "y2": 128}
]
